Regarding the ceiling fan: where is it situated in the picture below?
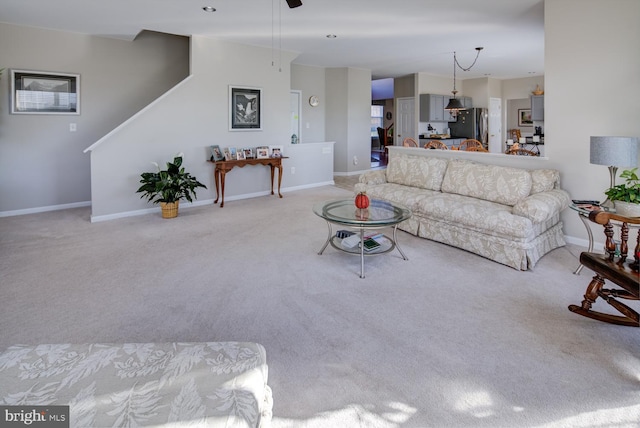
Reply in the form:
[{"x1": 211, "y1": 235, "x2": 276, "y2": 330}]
[{"x1": 286, "y1": 0, "x2": 302, "y2": 8}]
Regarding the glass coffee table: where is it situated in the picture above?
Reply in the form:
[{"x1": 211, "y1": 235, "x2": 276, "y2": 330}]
[{"x1": 313, "y1": 199, "x2": 412, "y2": 278}]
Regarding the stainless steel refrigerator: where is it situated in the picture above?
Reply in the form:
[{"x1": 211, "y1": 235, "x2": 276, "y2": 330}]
[{"x1": 448, "y1": 108, "x2": 488, "y2": 146}]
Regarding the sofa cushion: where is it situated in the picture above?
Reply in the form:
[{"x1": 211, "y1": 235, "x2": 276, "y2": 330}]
[
  {"x1": 441, "y1": 159, "x2": 532, "y2": 206},
  {"x1": 416, "y1": 193, "x2": 535, "y2": 239},
  {"x1": 530, "y1": 169, "x2": 560, "y2": 194},
  {"x1": 512, "y1": 189, "x2": 571, "y2": 223},
  {"x1": 386, "y1": 154, "x2": 449, "y2": 191},
  {"x1": 362, "y1": 182, "x2": 439, "y2": 212}
]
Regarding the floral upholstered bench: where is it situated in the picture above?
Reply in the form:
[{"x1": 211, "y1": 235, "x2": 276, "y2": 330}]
[{"x1": 0, "y1": 342, "x2": 272, "y2": 428}]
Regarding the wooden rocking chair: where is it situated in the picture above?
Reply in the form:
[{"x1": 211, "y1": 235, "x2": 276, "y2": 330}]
[{"x1": 568, "y1": 211, "x2": 639, "y2": 327}]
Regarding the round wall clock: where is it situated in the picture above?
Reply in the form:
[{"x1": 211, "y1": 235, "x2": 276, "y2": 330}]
[
  {"x1": 309, "y1": 95, "x2": 319, "y2": 107},
  {"x1": 386, "y1": 112, "x2": 392, "y2": 120}
]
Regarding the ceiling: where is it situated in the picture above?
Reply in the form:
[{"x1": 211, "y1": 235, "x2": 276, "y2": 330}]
[{"x1": 0, "y1": 0, "x2": 545, "y2": 81}]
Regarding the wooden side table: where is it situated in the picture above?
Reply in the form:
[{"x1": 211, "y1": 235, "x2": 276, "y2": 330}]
[{"x1": 208, "y1": 157, "x2": 287, "y2": 207}]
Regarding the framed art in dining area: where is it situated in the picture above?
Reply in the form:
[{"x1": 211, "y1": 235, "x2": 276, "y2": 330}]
[
  {"x1": 518, "y1": 109, "x2": 532, "y2": 126},
  {"x1": 11, "y1": 69, "x2": 80, "y2": 114},
  {"x1": 229, "y1": 86, "x2": 262, "y2": 131}
]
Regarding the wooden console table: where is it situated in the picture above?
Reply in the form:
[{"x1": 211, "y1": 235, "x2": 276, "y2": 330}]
[{"x1": 208, "y1": 157, "x2": 287, "y2": 207}]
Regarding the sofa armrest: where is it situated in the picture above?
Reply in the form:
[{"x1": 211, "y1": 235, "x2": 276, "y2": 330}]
[
  {"x1": 512, "y1": 189, "x2": 571, "y2": 223},
  {"x1": 359, "y1": 169, "x2": 387, "y2": 185}
]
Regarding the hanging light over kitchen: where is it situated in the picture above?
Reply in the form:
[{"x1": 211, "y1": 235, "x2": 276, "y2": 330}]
[{"x1": 445, "y1": 47, "x2": 483, "y2": 116}]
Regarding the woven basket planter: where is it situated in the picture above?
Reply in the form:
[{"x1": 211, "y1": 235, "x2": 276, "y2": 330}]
[{"x1": 160, "y1": 201, "x2": 179, "y2": 219}]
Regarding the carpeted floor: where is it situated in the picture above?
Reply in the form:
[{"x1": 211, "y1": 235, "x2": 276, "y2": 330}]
[{"x1": 1, "y1": 184, "x2": 638, "y2": 427}]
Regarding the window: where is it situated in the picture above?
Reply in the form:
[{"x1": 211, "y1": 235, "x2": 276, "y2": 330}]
[{"x1": 371, "y1": 105, "x2": 383, "y2": 137}]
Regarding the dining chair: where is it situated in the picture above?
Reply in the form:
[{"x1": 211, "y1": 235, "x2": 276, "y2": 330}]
[
  {"x1": 458, "y1": 139, "x2": 484, "y2": 151},
  {"x1": 424, "y1": 140, "x2": 448, "y2": 150},
  {"x1": 402, "y1": 137, "x2": 418, "y2": 147},
  {"x1": 466, "y1": 146, "x2": 488, "y2": 152},
  {"x1": 506, "y1": 148, "x2": 539, "y2": 156}
]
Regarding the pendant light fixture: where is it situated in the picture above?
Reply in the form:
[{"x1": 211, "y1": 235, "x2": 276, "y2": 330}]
[{"x1": 445, "y1": 47, "x2": 484, "y2": 116}]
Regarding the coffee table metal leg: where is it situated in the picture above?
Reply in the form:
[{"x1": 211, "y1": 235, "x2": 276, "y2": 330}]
[
  {"x1": 359, "y1": 229, "x2": 365, "y2": 278},
  {"x1": 574, "y1": 214, "x2": 593, "y2": 275},
  {"x1": 318, "y1": 221, "x2": 332, "y2": 255},
  {"x1": 393, "y1": 225, "x2": 409, "y2": 260}
]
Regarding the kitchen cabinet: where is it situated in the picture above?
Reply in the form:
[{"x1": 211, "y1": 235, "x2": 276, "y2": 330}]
[
  {"x1": 531, "y1": 95, "x2": 544, "y2": 121},
  {"x1": 420, "y1": 94, "x2": 445, "y2": 122},
  {"x1": 446, "y1": 96, "x2": 472, "y2": 122},
  {"x1": 421, "y1": 94, "x2": 473, "y2": 122}
]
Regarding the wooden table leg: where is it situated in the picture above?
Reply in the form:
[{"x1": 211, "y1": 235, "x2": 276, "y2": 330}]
[
  {"x1": 214, "y1": 167, "x2": 221, "y2": 205},
  {"x1": 277, "y1": 163, "x2": 283, "y2": 198},
  {"x1": 270, "y1": 165, "x2": 275, "y2": 195},
  {"x1": 218, "y1": 170, "x2": 227, "y2": 208}
]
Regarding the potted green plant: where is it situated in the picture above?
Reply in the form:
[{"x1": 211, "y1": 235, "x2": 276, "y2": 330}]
[
  {"x1": 136, "y1": 154, "x2": 207, "y2": 218},
  {"x1": 604, "y1": 168, "x2": 640, "y2": 217}
]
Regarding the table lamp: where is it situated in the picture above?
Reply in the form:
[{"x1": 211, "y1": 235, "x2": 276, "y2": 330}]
[{"x1": 590, "y1": 136, "x2": 639, "y2": 208}]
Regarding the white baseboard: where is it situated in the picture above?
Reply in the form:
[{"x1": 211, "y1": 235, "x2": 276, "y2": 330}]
[
  {"x1": 89, "y1": 182, "x2": 336, "y2": 222},
  {"x1": 90, "y1": 199, "x2": 215, "y2": 223},
  {"x1": 0, "y1": 201, "x2": 91, "y2": 218},
  {"x1": 334, "y1": 169, "x2": 370, "y2": 177}
]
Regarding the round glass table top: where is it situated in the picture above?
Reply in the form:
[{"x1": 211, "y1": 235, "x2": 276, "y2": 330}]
[{"x1": 313, "y1": 199, "x2": 411, "y2": 226}]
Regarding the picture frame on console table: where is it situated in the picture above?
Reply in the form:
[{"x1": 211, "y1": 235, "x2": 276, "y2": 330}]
[
  {"x1": 11, "y1": 69, "x2": 80, "y2": 115},
  {"x1": 229, "y1": 86, "x2": 262, "y2": 131},
  {"x1": 269, "y1": 145, "x2": 283, "y2": 158},
  {"x1": 210, "y1": 145, "x2": 225, "y2": 162},
  {"x1": 256, "y1": 146, "x2": 270, "y2": 159}
]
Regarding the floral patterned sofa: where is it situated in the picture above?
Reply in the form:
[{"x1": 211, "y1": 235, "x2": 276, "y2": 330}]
[
  {"x1": 355, "y1": 152, "x2": 571, "y2": 270},
  {"x1": 0, "y1": 342, "x2": 272, "y2": 428}
]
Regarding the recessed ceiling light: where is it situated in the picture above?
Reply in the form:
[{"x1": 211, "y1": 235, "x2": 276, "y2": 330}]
[
  {"x1": 326, "y1": 34, "x2": 337, "y2": 39},
  {"x1": 202, "y1": 6, "x2": 216, "y2": 12}
]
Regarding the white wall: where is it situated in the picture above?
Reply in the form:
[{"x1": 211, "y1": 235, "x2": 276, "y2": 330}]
[
  {"x1": 0, "y1": 24, "x2": 189, "y2": 214},
  {"x1": 290, "y1": 64, "x2": 326, "y2": 143},
  {"x1": 416, "y1": 73, "x2": 453, "y2": 96},
  {"x1": 326, "y1": 67, "x2": 372, "y2": 175},
  {"x1": 545, "y1": 0, "x2": 640, "y2": 240},
  {"x1": 88, "y1": 37, "x2": 301, "y2": 219}
]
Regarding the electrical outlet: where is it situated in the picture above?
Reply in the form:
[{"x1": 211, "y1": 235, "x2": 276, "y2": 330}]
[
  {"x1": 69, "y1": 123, "x2": 77, "y2": 132},
  {"x1": 291, "y1": 167, "x2": 296, "y2": 174},
  {"x1": 353, "y1": 156, "x2": 358, "y2": 165}
]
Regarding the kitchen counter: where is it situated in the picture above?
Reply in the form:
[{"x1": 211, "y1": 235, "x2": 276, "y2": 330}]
[{"x1": 419, "y1": 135, "x2": 468, "y2": 140}]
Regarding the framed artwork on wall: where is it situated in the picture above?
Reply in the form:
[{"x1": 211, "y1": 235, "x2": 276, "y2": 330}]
[
  {"x1": 518, "y1": 109, "x2": 532, "y2": 126},
  {"x1": 11, "y1": 69, "x2": 80, "y2": 115},
  {"x1": 229, "y1": 86, "x2": 262, "y2": 131}
]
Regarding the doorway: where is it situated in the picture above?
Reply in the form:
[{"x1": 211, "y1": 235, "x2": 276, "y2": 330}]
[
  {"x1": 488, "y1": 97, "x2": 502, "y2": 153},
  {"x1": 396, "y1": 97, "x2": 415, "y2": 147}
]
